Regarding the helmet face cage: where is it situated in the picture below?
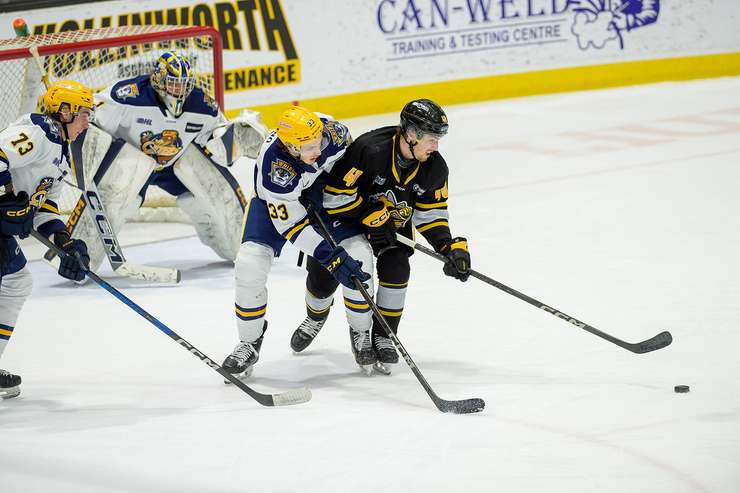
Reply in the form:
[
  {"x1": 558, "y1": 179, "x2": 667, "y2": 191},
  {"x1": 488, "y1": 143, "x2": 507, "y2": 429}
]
[
  {"x1": 151, "y1": 51, "x2": 195, "y2": 117},
  {"x1": 400, "y1": 99, "x2": 449, "y2": 139}
]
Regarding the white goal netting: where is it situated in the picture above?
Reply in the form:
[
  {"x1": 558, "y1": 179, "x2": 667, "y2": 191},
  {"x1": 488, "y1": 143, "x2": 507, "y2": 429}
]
[{"x1": 0, "y1": 25, "x2": 224, "y2": 220}]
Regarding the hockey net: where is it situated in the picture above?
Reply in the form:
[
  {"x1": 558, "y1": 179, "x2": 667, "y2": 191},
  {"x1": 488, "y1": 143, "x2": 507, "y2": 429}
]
[{"x1": 0, "y1": 25, "x2": 224, "y2": 221}]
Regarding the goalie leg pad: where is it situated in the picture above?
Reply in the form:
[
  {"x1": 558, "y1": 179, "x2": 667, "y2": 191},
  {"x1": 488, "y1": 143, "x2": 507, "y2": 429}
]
[
  {"x1": 69, "y1": 128, "x2": 156, "y2": 271},
  {"x1": 174, "y1": 148, "x2": 246, "y2": 261},
  {"x1": 235, "y1": 241, "x2": 273, "y2": 343}
]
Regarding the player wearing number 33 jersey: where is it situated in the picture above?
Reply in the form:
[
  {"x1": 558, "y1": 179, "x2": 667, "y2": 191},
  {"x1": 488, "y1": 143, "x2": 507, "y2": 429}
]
[{"x1": 222, "y1": 106, "x2": 376, "y2": 379}]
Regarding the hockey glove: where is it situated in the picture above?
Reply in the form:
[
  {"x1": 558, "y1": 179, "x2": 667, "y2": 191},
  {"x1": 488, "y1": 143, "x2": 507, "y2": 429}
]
[
  {"x1": 362, "y1": 201, "x2": 396, "y2": 250},
  {"x1": 53, "y1": 232, "x2": 90, "y2": 282},
  {"x1": 320, "y1": 245, "x2": 371, "y2": 290},
  {"x1": 0, "y1": 191, "x2": 34, "y2": 239},
  {"x1": 439, "y1": 237, "x2": 471, "y2": 282}
]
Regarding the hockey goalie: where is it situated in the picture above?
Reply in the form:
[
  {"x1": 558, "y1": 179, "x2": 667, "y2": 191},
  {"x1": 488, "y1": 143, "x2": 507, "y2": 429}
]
[{"x1": 60, "y1": 51, "x2": 267, "y2": 278}]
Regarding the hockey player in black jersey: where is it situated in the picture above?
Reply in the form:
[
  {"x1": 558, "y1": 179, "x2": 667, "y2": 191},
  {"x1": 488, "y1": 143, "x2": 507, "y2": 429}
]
[{"x1": 290, "y1": 99, "x2": 471, "y2": 373}]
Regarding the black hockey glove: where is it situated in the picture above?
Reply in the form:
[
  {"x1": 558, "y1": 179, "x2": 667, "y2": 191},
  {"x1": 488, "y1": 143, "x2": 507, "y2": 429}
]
[
  {"x1": 0, "y1": 191, "x2": 34, "y2": 239},
  {"x1": 53, "y1": 232, "x2": 90, "y2": 282},
  {"x1": 320, "y1": 245, "x2": 371, "y2": 290},
  {"x1": 438, "y1": 237, "x2": 471, "y2": 282},
  {"x1": 361, "y1": 201, "x2": 396, "y2": 250}
]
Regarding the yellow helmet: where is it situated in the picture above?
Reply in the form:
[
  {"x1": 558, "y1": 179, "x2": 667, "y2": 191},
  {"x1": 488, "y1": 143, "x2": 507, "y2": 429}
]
[
  {"x1": 43, "y1": 80, "x2": 94, "y2": 117},
  {"x1": 276, "y1": 106, "x2": 323, "y2": 147}
]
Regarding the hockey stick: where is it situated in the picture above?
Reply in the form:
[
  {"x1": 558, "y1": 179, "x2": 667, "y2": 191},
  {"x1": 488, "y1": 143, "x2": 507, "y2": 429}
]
[
  {"x1": 396, "y1": 233, "x2": 672, "y2": 354},
  {"x1": 29, "y1": 47, "x2": 180, "y2": 284},
  {"x1": 32, "y1": 230, "x2": 311, "y2": 407},
  {"x1": 313, "y1": 212, "x2": 484, "y2": 414}
]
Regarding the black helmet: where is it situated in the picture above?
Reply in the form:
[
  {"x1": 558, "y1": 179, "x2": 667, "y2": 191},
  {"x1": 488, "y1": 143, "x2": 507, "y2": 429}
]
[{"x1": 400, "y1": 99, "x2": 449, "y2": 137}]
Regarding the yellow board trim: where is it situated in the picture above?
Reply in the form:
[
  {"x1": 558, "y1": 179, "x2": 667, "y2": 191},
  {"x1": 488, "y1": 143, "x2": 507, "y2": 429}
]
[
  {"x1": 325, "y1": 185, "x2": 357, "y2": 195},
  {"x1": 327, "y1": 196, "x2": 363, "y2": 215},
  {"x1": 416, "y1": 220, "x2": 449, "y2": 233},
  {"x1": 226, "y1": 52, "x2": 740, "y2": 126},
  {"x1": 0, "y1": 328, "x2": 12, "y2": 337},
  {"x1": 415, "y1": 201, "x2": 447, "y2": 210}
]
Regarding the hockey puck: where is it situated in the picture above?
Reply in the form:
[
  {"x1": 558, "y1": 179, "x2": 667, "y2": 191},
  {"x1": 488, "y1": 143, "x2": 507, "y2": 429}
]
[{"x1": 674, "y1": 385, "x2": 690, "y2": 393}]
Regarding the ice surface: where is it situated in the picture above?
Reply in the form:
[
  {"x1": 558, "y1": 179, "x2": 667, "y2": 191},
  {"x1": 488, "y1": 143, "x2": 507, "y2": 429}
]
[{"x1": 2, "y1": 77, "x2": 740, "y2": 492}]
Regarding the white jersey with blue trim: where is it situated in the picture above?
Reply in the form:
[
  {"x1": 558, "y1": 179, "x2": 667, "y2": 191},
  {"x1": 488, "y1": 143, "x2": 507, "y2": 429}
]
[
  {"x1": 94, "y1": 75, "x2": 227, "y2": 170},
  {"x1": 0, "y1": 114, "x2": 70, "y2": 235},
  {"x1": 253, "y1": 117, "x2": 351, "y2": 257}
]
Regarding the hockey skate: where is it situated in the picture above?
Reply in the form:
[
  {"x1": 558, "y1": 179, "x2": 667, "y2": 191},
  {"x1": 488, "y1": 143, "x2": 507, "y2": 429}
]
[
  {"x1": 222, "y1": 324, "x2": 266, "y2": 383},
  {"x1": 290, "y1": 316, "x2": 326, "y2": 353},
  {"x1": 349, "y1": 326, "x2": 377, "y2": 375},
  {"x1": 372, "y1": 333, "x2": 399, "y2": 375},
  {"x1": 0, "y1": 369, "x2": 21, "y2": 399}
]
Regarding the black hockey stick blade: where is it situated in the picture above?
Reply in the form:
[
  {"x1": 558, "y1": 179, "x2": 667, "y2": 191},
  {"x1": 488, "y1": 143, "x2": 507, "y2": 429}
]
[
  {"x1": 435, "y1": 397, "x2": 486, "y2": 414},
  {"x1": 624, "y1": 330, "x2": 673, "y2": 354}
]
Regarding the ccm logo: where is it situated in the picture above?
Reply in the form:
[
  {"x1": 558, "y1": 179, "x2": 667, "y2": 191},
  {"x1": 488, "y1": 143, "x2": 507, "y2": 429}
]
[{"x1": 7, "y1": 206, "x2": 31, "y2": 216}]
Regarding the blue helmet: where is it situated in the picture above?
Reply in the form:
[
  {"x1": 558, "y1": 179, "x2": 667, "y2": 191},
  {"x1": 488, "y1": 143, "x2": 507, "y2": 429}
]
[{"x1": 151, "y1": 51, "x2": 195, "y2": 117}]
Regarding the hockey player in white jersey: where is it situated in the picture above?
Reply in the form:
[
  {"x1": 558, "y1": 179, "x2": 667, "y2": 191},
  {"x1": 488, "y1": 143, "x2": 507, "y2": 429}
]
[
  {"x1": 69, "y1": 50, "x2": 267, "y2": 273},
  {"x1": 0, "y1": 80, "x2": 95, "y2": 399},
  {"x1": 222, "y1": 106, "x2": 376, "y2": 378}
]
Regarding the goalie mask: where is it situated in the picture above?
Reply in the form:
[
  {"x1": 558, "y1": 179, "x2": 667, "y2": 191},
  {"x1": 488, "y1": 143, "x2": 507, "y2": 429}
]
[{"x1": 151, "y1": 51, "x2": 196, "y2": 117}]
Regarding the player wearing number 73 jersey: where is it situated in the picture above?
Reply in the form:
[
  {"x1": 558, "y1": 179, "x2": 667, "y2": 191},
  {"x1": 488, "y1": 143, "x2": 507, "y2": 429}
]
[
  {"x1": 0, "y1": 80, "x2": 95, "y2": 399},
  {"x1": 223, "y1": 106, "x2": 374, "y2": 379}
]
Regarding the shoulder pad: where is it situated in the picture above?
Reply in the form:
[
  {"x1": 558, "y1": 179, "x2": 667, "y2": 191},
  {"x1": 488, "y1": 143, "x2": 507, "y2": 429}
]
[
  {"x1": 322, "y1": 120, "x2": 351, "y2": 148},
  {"x1": 110, "y1": 76, "x2": 157, "y2": 106},
  {"x1": 29, "y1": 114, "x2": 64, "y2": 145},
  {"x1": 260, "y1": 142, "x2": 302, "y2": 193}
]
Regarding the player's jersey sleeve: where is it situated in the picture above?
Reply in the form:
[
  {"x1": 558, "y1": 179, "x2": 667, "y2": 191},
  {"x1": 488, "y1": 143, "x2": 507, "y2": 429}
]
[
  {"x1": 321, "y1": 139, "x2": 371, "y2": 219},
  {"x1": 412, "y1": 159, "x2": 452, "y2": 251},
  {"x1": 0, "y1": 121, "x2": 67, "y2": 236},
  {"x1": 93, "y1": 83, "x2": 133, "y2": 137},
  {"x1": 33, "y1": 178, "x2": 66, "y2": 236}
]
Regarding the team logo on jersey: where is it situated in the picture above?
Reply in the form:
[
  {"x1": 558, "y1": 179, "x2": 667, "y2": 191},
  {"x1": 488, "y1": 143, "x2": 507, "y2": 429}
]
[
  {"x1": 325, "y1": 121, "x2": 349, "y2": 147},
  {"x1": 372, "y1": 190, "x2": 412, "y2": 228},
  {"x1": 30, "y1": 177, "x2": 54, "y2": 208},
  {"x1": 269, "y1": 159, "x2": 297, "y2": 188},
  {"x1": 185, "y1": 122, "x2": 204, "y2": 133},
  {"x1": 115, "y1": 83, "x2": 140, "y2": 100},
  {"x1": 140, "y1": 129, "x2": 183, "y2": 166}
]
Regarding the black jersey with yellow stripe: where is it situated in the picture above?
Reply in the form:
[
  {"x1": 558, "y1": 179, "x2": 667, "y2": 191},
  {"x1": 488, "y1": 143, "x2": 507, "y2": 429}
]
[{"x1": 322, "y1": 126, "x2": 452, "y2": 251}]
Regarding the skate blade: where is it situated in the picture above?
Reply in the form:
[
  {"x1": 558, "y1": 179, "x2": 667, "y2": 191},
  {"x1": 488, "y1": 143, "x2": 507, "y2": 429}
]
[
  {"x1": 357, "y1": 364, "x2": 374, "y2": 376},
  {"x1": 223, "y1": 367, "x2": 254, "y2": 385},
  {"x1": 373, "y1": 362, "x2": 393, "y2": 375},
  {"x1": 0, "y1": 386, "x2": 21, "y2": 399}
]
